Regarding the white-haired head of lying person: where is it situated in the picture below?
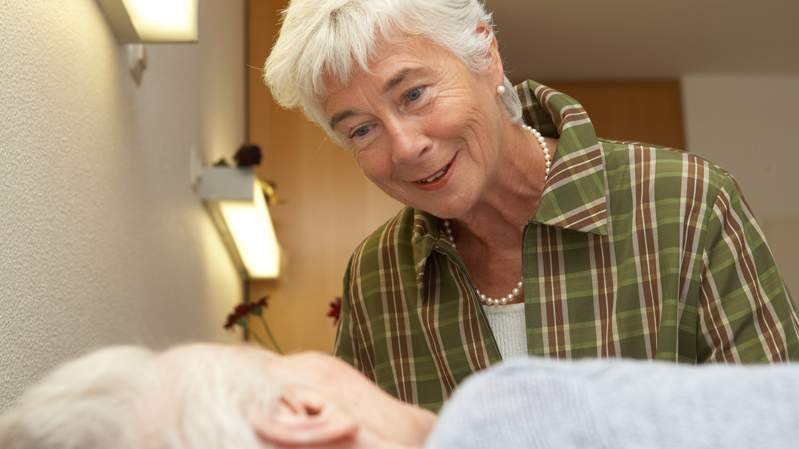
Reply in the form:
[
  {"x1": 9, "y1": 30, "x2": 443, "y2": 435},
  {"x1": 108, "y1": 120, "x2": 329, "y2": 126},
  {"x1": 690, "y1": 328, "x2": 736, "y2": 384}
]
[
  {"x1": 4, "y1": 343, "x2": 799, "y2": 449},
  {"x1": 0, "y1": 343, "x2": 436, "y2": 449}
]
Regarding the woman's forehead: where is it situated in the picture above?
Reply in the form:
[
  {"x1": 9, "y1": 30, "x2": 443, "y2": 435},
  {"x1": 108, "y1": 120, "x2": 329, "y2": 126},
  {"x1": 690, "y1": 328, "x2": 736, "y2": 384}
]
[{"x1": 321, "y1": 36, "x2": 456, "y2": 112}]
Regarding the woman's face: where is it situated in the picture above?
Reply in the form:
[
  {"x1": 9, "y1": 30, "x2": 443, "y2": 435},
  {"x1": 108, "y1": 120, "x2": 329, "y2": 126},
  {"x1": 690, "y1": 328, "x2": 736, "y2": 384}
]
[{"x1": 322, "y1": 34, "x2": 506, "y2": 218}]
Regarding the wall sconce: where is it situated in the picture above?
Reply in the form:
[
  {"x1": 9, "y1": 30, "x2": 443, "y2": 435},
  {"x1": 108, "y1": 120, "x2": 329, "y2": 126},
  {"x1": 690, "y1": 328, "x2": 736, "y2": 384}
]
[
  {"x1": 97, "y1": 0, "x2": 199, "y2": 83},
  {"x1": 97, "y1": 0, "x2": 199, "y2": 43},
  {"x1": 197, "y1": 166, "x2": 281, "y2": 280}
]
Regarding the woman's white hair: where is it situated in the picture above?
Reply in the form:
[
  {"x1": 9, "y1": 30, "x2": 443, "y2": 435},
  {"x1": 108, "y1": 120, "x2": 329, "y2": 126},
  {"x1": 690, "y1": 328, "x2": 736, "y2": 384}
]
[
  {"x1": 264, "y1": 0, "x2": 522, "y2": 142},
  {"x1": 0, "y1": 345, "x2": 282, "y2": 449}
]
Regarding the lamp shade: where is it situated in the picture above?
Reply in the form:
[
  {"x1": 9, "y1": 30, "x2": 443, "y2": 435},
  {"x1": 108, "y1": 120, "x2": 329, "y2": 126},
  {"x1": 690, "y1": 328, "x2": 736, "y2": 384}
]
[
  {"x1": 198, "y1": 167, "x2": 280, "y2": 279},
  {"x1": 98, "y1": 0, "x2": 199, "y2": 43}
]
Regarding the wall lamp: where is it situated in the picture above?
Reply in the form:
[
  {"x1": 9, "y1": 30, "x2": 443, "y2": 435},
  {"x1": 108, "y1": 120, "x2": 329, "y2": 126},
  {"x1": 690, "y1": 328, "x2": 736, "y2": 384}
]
[
  {"x1": 197, "y1": 166, "x2": 281, "y2": 280},
  {"x1": 97, "y1": 0, "x2": 199, "y2": 83},
  {"x1": 97, "y1": 0, "x2": 199, "y2": 43}
]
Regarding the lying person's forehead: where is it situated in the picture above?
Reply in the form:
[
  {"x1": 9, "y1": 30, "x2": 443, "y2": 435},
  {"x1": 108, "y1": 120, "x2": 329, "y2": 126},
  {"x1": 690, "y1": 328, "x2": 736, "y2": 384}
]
[{"x1": 156, "y1": 345, "x2": 356, "y2": 385}]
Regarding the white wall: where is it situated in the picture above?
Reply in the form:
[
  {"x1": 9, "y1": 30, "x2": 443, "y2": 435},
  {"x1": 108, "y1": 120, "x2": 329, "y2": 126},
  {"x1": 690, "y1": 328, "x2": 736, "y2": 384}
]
[
  {"x1": 682, "y1": 75, "x2": 799, "y2": 294},
  {"x1": 0, "y1": 0, "x2": 245, "y2": 409}
]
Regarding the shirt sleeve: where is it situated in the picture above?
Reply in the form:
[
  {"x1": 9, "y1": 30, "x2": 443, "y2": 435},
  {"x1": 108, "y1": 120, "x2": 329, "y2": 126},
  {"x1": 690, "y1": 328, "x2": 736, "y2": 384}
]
[
  {"x1": 333, "y1": 258, "x2": 377, "y2": 382},
  {"x1": 697, "y1": 173, "x2": 799, "y2": 362}
]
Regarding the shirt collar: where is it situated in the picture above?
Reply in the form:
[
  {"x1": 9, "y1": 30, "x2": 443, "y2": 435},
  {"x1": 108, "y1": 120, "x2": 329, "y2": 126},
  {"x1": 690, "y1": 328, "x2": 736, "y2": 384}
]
[
  {"x1": 518, "y1": 80, "x2": 609, "y2": 236},
  {"x1": 411, "y1": 80, "x2": 609, "y2": 268}
]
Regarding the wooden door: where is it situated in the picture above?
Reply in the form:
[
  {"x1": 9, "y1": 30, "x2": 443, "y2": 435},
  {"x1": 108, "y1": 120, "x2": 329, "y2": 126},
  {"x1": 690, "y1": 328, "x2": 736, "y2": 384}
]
[
  {"x1": 247, "y1": 0, "x2": 401, "y2": 353},
  {"x1": 545, "y1": 80, "x2": 685, "y2": 148}
]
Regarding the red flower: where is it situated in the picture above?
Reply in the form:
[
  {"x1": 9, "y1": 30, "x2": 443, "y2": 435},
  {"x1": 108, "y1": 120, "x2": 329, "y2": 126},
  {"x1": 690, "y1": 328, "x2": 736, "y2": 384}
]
[
  {"x1": 327, "y1": 296, "x2": 342, "y2": 325},
  {"x1": 224, "y1": 296, "x2": 270, "y2": 330},
  {"x1": 252, "y1": 296, "x2": 268, "y2": 311}
]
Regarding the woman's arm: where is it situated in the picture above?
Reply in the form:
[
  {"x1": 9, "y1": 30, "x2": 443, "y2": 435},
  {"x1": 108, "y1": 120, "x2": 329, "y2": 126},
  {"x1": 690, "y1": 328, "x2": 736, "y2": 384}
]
[{"x1": 696, "y1": 173, "x2": 799, "y2": 362}]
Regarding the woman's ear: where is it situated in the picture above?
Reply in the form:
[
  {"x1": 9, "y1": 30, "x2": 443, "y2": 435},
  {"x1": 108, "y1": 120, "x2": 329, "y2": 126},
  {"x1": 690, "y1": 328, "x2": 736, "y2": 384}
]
[
  {"x1": 250, "y1": 384, "x2": 359, "y2": 447},
  {"x1": 475, "y1": 22, "x2": 505, "y2": 84}
]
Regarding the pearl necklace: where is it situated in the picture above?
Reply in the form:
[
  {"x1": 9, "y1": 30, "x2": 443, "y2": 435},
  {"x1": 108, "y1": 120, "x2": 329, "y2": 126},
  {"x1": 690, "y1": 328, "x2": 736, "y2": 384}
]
[
  {"x1": 525, "y1": 124, "x2": 553, "y2": 179},
  {"x1": 443, "y1": 124, "x2": 551, "y2": 307}
]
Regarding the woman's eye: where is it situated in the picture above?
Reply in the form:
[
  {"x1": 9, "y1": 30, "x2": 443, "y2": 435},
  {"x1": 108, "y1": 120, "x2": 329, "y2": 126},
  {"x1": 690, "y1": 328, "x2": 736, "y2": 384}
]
[
  {"x1": 405, "y1": 86, "x2": 425, "y2": 102},
  {"x1": 350, "y1": 125, "x2": 371, "y2": 139}
]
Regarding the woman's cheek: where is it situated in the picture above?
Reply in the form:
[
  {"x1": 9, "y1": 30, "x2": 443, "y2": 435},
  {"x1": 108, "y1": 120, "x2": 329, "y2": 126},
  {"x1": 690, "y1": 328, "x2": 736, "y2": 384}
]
[
  {"x1": 430, "y1": 95, "x2": 479, "y2": 133},
  {"x1": 356, "y1": 151, "x2": 391, "y2": 184}
]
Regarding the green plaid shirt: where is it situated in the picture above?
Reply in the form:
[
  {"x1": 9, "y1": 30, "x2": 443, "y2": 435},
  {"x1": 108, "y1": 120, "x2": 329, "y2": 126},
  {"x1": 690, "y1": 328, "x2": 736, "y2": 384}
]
[{"x1": 334, "y1": 80, "x2": 799, "y2": 412}]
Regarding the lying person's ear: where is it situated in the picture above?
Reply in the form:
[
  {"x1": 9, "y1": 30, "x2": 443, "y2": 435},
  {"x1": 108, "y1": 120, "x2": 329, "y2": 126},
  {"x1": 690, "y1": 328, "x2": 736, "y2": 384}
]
[{"x1": 250, "y1": 384, "x2": 358, "y2": 447}]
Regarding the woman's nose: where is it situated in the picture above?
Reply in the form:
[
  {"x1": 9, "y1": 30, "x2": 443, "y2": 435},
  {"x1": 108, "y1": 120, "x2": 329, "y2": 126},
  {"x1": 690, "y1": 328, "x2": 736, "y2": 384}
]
[{"x1": 386, "y1": 119, "x2": 432, "y2": 164}]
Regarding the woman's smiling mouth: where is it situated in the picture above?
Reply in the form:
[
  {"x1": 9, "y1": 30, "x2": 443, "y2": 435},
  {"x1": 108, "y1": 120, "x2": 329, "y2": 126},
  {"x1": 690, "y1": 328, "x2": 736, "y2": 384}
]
[{"x1": 413, "y1": 154, "x2": 457, "y2": 190}]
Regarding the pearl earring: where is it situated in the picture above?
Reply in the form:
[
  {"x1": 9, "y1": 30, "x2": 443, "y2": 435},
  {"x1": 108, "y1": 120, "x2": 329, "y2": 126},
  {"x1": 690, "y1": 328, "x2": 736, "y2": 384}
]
[{"x1": 496, "y1": 85, "x2": 506, "y2": 96}]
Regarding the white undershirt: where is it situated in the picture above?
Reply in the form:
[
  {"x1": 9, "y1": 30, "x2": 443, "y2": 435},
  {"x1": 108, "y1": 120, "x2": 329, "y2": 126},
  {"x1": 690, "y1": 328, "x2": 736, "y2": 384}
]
[{"x1": 482, "y1": 302, "x2": 528, "y2": 360}]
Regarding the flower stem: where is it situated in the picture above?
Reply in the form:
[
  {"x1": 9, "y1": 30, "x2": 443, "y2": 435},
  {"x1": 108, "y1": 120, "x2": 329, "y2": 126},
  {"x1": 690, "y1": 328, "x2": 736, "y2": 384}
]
[
  {"x1": 250, "y1": 331, "x2": 273, "y2": 350},
  {"x1": 258, "y1": 315, "x2": 284, "y2": 354}
]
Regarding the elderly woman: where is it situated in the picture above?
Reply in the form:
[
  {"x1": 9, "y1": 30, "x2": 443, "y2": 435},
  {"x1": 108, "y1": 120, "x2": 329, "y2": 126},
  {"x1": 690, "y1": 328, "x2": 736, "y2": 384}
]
[{"x1": 264, "y1": 0, "x2": 799, "y2": 411}]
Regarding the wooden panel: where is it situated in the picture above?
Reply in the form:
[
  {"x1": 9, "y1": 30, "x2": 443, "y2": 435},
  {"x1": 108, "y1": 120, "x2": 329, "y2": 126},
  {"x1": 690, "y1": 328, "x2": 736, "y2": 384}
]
[
  {"x1": 545, "y1": 80, "x2": 685, "y2": 149},
  {"x1": 246, "y1": 0, "x2": 401, "y2": 353}
]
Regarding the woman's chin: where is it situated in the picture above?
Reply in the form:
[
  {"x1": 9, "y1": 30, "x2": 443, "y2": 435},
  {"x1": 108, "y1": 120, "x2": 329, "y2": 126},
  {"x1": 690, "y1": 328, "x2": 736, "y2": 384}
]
[{"x1": 418, "y1": 202, "x2": 471, "y2": 220}]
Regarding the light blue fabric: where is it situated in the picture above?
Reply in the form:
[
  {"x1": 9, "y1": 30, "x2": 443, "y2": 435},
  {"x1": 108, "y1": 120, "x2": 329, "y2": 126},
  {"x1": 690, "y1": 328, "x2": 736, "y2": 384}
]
[{"x1": 425, "y1": 358, "x2": 799, "y2": 449}]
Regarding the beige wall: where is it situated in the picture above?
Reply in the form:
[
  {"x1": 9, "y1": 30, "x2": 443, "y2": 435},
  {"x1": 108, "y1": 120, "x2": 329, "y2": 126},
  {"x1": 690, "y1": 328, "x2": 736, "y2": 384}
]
[
  {"x1": 682, "y1": 75, "x2": 799, "y2": 294},
  {"x1": 0, "y1": 0, "x2": 246, "y2": 409}
]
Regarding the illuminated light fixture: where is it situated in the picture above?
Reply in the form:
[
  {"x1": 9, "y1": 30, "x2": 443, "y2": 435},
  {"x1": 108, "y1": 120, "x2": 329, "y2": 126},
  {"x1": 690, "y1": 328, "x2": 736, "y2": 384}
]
[
  {"x1": 97, "y1": 0, "x2": 199, "y2": 43},
  {"x1": 197, "y1": 167, "x2": 281, "y2": 279}
]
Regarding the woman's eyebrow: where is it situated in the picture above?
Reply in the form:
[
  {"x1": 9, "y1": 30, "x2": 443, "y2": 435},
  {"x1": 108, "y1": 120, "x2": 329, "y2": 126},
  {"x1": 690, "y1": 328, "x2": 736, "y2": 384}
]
[
  {"x1": 330, "y1": 110, "x2": 356, "y2": 130},
  {"x1": 383, "y1": 67, "x2": 425, "y2": 94}
]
